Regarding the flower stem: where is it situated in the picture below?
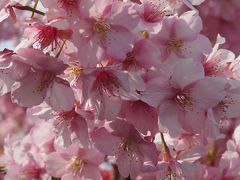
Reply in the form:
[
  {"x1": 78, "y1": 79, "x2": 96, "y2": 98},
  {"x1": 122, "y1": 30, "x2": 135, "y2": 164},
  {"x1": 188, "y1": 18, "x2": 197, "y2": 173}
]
[
  {"x1": 160, "y1": 132, "x2": 172, "y2": 162},
  {"x1": 56, "y1": 40, "x2": 67, "y2": 58}
]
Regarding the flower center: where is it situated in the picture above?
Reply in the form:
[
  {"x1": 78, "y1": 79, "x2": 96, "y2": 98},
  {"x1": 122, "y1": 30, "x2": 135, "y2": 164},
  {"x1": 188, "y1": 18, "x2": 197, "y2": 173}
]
[
  {"x1": 166, "y1": 38, "x2": 183, "y2": 54},
  {"x1": 66, "y1": 65, "x2": 83, "y2": 80},
  {"x1": 35, "y1": 25, "x2": 59, "y2": 50},
  {"x1": 53, "y1": 108, "x2": 76, "y2": 126},
  {"x1": 92, "y1": 71, "x2": 121, "y2": 96},
  {"x1": 68, "y1": 156, "x2": 84, "y2": 173},
  {"x1": 122, "y1": 52, "x2": 139, "y2": 70},
  {"x1": 174, "y1": 92, "x2": 193, "y2": 110},
  {"x1": 120, "y1": 140, "x2": 132, "y2": 152},
  {"x1": 140, "y1": 30, "x2": 149, "y2": 39},
  {"x1": 218, "y1": 97, "x2": 234, "y2": 114},
  {"x1": 119, "y1": 139, "x2": 140, "y2": 163},
  {"x1": 93, "y1": 20, "x2": 111, "y2": 40}
]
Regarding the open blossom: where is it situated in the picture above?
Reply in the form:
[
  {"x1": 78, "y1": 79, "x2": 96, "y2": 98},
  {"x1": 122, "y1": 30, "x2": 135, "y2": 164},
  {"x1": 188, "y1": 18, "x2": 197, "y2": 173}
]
[
  {"x1": 71, "y1": 0, "x2": 139, "y2": 61},
  {"x1": 0, "y1": 0, "x2": 240, "y2": 179},
  {"x1": 152, "y1": 10, "x2": 212, "y2": 61},
  {"x1": 23, "y1": 19, "x2": 73, "y2": 50},
  {"x1": 91, "y1": 120, "x2": 158, "y2": 179},
  {"x1": 0, "y1": 49, "x2": 29, "y2": 96},
  {"x1": 45, "y1": 143, "x2": 104, "y2": 180},
  {"x1": 121, "y1": 39, "x2": 161, "y2": 70},
  {"x1": 52, "y1": 107, "x2": 90, "y2": 148},
  {"x1": 153, "y1": 59, "x2": 226, "y2": 136},
  {"x1": 76, "y1": 66, "x2": 137, "y2": 121},
  {"x1": 0, "y1": 48, "x2": 75, "y2": 110},
  {"x1": 119, "y1": 100, "x2": 158, "y2": 135}
]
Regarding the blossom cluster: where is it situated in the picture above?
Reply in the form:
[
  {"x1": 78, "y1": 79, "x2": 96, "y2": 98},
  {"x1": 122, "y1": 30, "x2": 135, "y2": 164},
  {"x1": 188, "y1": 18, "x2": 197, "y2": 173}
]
[{"x1": 0, "y1": 0, "x2": 240, "y2": 179}]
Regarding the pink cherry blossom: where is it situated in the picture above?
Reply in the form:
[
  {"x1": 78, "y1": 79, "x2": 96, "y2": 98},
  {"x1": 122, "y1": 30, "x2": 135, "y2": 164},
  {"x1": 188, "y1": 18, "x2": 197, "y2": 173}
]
[
  {"x1": 0, "y1": 0, "x2": 240, "y2": 179},
  {"x1": 52, "y1": 107, "x2": 90, "y2": 148},
  {"x1": 45, "y1": 143, "x2": 104, "y2": 180},
  {"x1": 91, "y1": 120, "x2": 158, "y2": 179},
  {"x1": 24, "y1": 19, "x2": 73, "y2": 50},
  {"x1": 71, "y1": 0, "x2": 138, "y2": 60},
  {"x1": 7, "y1": 48, "x2": 75, "y2": 110},
  {"x1": 155, "y1": 59, "x2": 226, "y2": 136},
  {"x1": 152, "y1": 10, "x2": 212, "y2": 61}
]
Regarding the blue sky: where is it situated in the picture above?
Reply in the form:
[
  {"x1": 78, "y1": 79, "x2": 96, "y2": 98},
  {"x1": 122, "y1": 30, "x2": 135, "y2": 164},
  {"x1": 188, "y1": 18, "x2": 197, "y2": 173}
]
[{"x1": 0, "y1": 40, "x2": 14, "y2": 51}]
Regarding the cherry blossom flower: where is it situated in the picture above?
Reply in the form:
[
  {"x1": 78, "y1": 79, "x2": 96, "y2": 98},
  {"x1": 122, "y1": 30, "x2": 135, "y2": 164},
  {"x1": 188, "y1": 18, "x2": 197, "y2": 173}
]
[
  {"x1": 155, "y1": 59, "x2": 226, "y2": 136},
  {"x1": 45, "y1": 143, "x2": 104, "y2": 180},
  {"x1": 71, "y1": 0, "x2": 139, "y2": 61},
  {"x1": 0, "y1": 0, "x2": 240, "y2": 179},
  {"x1": 0, "y1": 48, "x2": 75, "y2": 110},
  {"x1": 91, "y1": 120, "x2": 158, "y2": 179},
  {"x1": 23, "y1": 19, "x2": 73, "y2": 50},
  {"x1": 152, "y1": 10, "x2": 212, "y2": 61}
]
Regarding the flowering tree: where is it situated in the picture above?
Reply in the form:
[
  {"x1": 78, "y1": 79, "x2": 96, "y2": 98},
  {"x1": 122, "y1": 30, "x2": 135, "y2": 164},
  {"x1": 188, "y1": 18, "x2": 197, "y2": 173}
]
[{"x1": 0, "y1": 0, "x2": 240, "y2": 179}]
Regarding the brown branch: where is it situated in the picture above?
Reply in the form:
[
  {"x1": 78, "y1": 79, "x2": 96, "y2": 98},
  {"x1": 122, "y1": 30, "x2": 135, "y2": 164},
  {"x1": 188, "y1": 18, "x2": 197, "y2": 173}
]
[{"x1": 13, "y1": 5, "x2": 45, "y2": 16}]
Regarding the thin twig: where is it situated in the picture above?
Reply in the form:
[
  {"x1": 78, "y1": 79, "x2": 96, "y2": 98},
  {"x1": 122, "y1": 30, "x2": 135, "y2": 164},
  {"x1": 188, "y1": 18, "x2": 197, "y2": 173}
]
[
  {"x1": 13, "y1": 5, "x2": 45, "y2": 16},
  {"x1": 56, "y1": 40, "x2": 67, "y2": 58},
  {"x1": 31, "y1": 0, "x2": 40, "y2": 18}
]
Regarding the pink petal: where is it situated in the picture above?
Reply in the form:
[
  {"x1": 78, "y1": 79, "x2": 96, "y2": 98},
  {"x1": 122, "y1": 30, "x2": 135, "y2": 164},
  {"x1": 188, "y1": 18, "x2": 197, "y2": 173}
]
[
  {"x1": 124, "y1": 101, "x2": 158, "y2": 135},
  {"x1": 138, "y1": 143, "x2": 158, "y2": 166},
  {"x1": 141, "y1": 78, "x2": 174, "y2": 108},
  {"x1": 179, "y1": 10, "x2": 202, "y2": 35},
  {"x1": 61, "y1": 173, "x2": 76, "y2": 180},
  {"x1": 80, "y1": 148, "x2": 104, "y2": 165},
  {"x1": 226, "y1": 95, "x2": 240, "y2": 118},
  {"x1": 98, "y1": 96, "x2": 122, "y2": 120},
  {"x1": 71, "y1": 116, "x2": 90, "y2": 148},
  {"x1": 173, "y1": 19, "x2": 198, "y2": 41},
  {"x1": 154, "y1": 16, "x2": 176, "y2": 41},
  {"x1": 81, "y1": 165, "x2": 102, "y2": 180},
  {"x1": 91, "y1": 0, "x2": 112, "y2": 17},
  {"x1": 91, "y1": 127, "x2": 121, "y2": 155},
  {"x1": 190, "y1": 77, "x2": 226, "y2": 109},
  {"x1": 172, "y1": 59, "x2": 204, "y2": 89},
  {"x1": 134, "y1": 39, "x2": 161, "y2": 69},
  {"x1": 0, "y1": 0, "x2": 8, "y2": 10},
  {"x1": 76, "y1": 36, "x2": 105, "y2": 68},
  {"x1": 0, "y1": 68, "x2": 15, "y2": 96},
  {"x1": 106, "y1": 25, "x2": 134, "y2": 60},
  {"x1": 181, "y1": 107, "x2": 206, "y2": 134},
  {"x1": 109, "y1": 2, "x2": 139, "y2": 30},
  {"x1": 46, "y1": 79, "x2": 75, "y2": 111},
  {"x1": 0, "y1": 9, "x2": 9, "y2": 23},
  {"x1": 15, "y1": 48, "x2": 65, "y2": 73},
  {"x1": 55, "y1": 122, "x2": 72, "y2": 147},
  {"x1": 117, "y1": 150, "x2": 142, "y2": 179},
  {"x1": 11, "y1": 71, "x2": 49, "y2": 107},
  {"x1": 45, "y1": 152, "x2": 68, "y2": 177},
  {"x1": 180, "y1": 35, "x2": 212, "y2": 61},
  {"x1": 159, "y1": 100, "x2": 185, "y2": 137}
]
